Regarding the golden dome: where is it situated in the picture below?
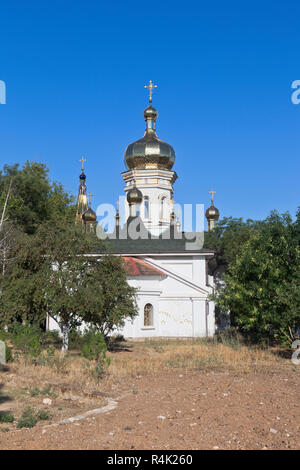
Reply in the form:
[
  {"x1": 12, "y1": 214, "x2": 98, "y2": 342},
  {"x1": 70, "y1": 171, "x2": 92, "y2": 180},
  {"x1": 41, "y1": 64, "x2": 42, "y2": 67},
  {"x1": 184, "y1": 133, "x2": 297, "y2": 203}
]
[
  {"x1": 127, "y1": 187, "x2": 143, "y2": 205},
  {"x1": 205, "y1": 204, "x2": 220, "y2": 221},
  {"x1": 82, "y1": 207, "x2": 97, "y2": 223},
  {"x1": 124, "y1": 105, "x2": 176, "y2": 171}
]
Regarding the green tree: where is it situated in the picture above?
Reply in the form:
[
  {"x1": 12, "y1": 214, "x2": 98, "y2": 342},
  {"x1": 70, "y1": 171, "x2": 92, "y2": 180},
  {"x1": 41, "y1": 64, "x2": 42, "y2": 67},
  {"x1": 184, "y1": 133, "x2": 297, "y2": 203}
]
[
  {"x1": 204, "y1": 216, "x2": 262, "y2": 267},
  {"x1": 213, "y1": 211, "x2": 300, "y2": 344},
  {"x1": 0, "y1": 161, "x2": 75, "y2": 234},
  {"x1": 1, "y1": 220, "x2": 137, "y2": 350}
]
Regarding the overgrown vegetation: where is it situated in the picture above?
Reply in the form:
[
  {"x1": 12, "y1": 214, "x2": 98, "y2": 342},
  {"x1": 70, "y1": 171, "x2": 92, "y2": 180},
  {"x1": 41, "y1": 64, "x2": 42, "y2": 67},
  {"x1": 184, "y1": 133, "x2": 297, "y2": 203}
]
[{"x1": 210, "y1": 211, "x2": 300, "y2": 345}]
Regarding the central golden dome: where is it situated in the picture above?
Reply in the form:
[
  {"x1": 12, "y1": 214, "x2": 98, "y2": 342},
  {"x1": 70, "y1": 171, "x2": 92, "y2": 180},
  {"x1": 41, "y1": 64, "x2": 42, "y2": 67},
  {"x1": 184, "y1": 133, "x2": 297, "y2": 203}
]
[{"x1": 124, "y1": 105, "x2": 176, "y2": 171}]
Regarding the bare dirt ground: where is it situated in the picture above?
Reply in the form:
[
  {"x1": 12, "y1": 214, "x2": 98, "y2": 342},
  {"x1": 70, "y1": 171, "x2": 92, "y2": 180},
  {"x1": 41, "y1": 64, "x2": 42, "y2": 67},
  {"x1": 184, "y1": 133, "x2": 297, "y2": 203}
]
[{"x1": 0, "y1": 341, "x2": 300, "y2": 450}]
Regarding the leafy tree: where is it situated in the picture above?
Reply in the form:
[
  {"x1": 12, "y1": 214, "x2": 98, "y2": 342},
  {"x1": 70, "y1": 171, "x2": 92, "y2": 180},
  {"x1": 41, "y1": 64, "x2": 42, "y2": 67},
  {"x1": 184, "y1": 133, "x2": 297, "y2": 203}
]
[
  {"x1": 213, "y1": 211, "x2": 300, "y2": 344},
  {"x1": 204, "y1": 216, "x2": 262, "y2": 267},
  {"x1": 1, "y1": 220, "x2": 137, "y2": 350},
  {"x1": 0, "y1": 161, "x2": 75, "y2": 234}
]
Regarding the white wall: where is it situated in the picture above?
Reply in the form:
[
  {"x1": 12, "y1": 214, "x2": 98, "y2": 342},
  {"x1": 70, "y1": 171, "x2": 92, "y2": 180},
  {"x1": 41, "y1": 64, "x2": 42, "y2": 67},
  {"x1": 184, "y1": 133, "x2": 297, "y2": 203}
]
[{"x1": 47, "y1": 254, "x2": 216, "y2": 340}]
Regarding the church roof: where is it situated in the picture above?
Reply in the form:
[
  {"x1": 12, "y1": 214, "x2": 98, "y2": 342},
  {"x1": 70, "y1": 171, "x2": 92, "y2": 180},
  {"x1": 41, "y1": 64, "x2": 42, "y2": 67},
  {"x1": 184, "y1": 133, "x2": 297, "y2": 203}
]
[
  {"x1": 90, "y1": 218, "x2": 216, "y2": 255},
  {"x1": 123, "y1": 257, "x2": 167, "y2": 277}
]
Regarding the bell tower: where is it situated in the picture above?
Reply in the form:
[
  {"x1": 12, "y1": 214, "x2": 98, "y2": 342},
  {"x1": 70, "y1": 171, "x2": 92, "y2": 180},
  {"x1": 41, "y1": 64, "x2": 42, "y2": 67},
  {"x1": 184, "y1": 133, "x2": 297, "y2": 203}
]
[{"x1": 122, "y1": 82, "x2": 177, "y2": 236}]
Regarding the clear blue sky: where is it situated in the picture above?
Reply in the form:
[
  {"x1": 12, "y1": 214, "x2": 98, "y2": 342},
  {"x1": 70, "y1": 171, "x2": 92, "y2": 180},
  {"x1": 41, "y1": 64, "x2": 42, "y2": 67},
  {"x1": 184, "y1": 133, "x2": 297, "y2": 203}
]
[{"x1": 0, "y1": 0, "x2": 299, "y2": 225}]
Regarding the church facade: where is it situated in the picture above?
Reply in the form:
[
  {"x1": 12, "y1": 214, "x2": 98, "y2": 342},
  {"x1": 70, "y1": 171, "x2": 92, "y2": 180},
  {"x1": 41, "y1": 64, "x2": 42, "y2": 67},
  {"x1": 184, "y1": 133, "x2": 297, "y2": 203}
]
[{"x1": 49, "y1": 82, "x2": 220, "y2": 340}]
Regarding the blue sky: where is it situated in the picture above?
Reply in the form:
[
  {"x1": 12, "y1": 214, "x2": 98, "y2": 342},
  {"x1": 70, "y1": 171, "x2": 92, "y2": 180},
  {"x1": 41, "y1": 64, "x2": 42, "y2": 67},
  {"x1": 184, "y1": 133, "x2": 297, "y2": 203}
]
[{"x1": 0, "y1": 0, "x2": 299, "y2": 226}]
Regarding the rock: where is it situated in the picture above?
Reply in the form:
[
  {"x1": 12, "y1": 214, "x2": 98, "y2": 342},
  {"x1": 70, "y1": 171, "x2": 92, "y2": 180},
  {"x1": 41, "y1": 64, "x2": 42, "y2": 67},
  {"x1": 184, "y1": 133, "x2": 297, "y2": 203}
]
[
  {"x1": 43, "y1": 398, "x2": 52, "y2": 405},
  {"x1": 269, "y1": 428, "x2": 278, "y2": 434},
  {"x1": 157, "y1": 415, "x2": 166, "y2": 420}
]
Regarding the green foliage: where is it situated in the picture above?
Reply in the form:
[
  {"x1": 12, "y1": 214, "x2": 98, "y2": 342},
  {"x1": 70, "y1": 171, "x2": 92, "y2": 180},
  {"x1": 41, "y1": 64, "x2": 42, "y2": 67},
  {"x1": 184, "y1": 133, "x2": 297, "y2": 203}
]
[
  {"x1": 9, "y1": 324, "x2": 42, "y2": 357},
  {"x1": 216, "y1": 327, "x2": 245, "y2": 349},
  {"x1": 204, "y1": 216, "x2": 262, "y2": 267},
  {"x1": 5, "y1": 344, "x2": 13, "y2": 362},
  {"x1": 17, "y1": 406, "x2": 52, "y2": 428},
  {"x1": 214, "y1": 211, "x2": 300, "y2": 345},
  {"x1": 68, "y1": 328, "x2": 84, "y2": 350},
  {"x1": 17, "y1": 407, "x2": 38, "y2": 429},
  {"x1": 81, "y1": 330, "x2": 107, "y2": 361},
  {"x1": 0, "y1": 413, "x2": 14, "y2": 423},
  {"x1": 80, "y1": 330, "x2": 111, "y2": 380},
  {"x1": 1, "y1": 219, "x2": 138, "y2": 347},
  {"x1": 0, "y1": 161, "x2": 75, "y2": 235},
  {"x1": 36, "y1": 409, "x2": 52, "y2": 421}
]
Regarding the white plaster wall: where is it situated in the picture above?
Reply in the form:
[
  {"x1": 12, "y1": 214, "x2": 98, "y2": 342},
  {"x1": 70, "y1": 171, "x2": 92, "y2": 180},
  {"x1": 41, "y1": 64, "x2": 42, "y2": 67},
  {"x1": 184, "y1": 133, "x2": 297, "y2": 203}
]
[
  {"x1": 47, "y1": 254, "x2": 216, "y2": 340},
  {"x1": 158, "y1": 299, "x2": 193, "y2": 337}
]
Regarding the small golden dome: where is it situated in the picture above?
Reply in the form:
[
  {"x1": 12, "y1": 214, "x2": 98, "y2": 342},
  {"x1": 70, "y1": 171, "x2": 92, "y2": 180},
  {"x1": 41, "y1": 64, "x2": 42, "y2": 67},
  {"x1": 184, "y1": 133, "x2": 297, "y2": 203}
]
[
  {"x1": 82, "y1": 207, "x2": 97, "y2": 222},
  {"x1": 143, "y1": 105, "x2": 158, "y2": 120},
  {"x1": 205, "y1": 204, "x2": 220, "y2": 220},
  {"x1": 127, "y1": 187, "x2": 143, "y2": 205}
]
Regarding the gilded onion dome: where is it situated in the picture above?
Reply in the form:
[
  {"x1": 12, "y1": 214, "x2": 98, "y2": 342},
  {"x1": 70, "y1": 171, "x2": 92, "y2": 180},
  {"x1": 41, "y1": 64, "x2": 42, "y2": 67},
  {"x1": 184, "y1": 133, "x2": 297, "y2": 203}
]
[
  {"x1": 82, "y1": 207, "x2": 97, "y2": 223},
  {"x1": 205, "y1": 205, "x2": 220, "y2": 221},
  {"x1": 205, "y1": 190, "x2": 220, "y2": 225},
  {"x1": 127, "y1": 186, "x2": 143, "y2": 205},
  {"x1": 124, "y1": 104, "x2": 176, "y2": 171}
]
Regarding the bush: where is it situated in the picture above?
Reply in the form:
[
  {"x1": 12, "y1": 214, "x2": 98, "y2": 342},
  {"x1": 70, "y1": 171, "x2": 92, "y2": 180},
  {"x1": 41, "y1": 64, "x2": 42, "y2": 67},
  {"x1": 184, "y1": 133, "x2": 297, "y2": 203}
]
[
  {"x1": 36, "y1": 409, "x2": 52, "y2": 421},
  {"x1": 5, "y1": 344, "x2": 13, "y2": 362},
  {"x1": 17, "y1": 407, "x2": 38, "y2": 429},
  {"x1": 81, "y1": 330, "x2": 110, "y2": 381},
  {"x1": 10, "y1": 324, "x2": 42, "y2": 358},
  {"x1": 41, "y1": 330, "x2": 61, "y2": 347},
  {"x1": 68, "y1": 328, "x2": 84, "y2": 350},
  {"x1": 0, "y1": 413, "x2": 14, "y2": 423},
  {"x1": 216, "y1": 327, "x2": 245, "y2": 349},
  {"x1": 81, "y1": 330, "x2": 107, "y2": 361}
]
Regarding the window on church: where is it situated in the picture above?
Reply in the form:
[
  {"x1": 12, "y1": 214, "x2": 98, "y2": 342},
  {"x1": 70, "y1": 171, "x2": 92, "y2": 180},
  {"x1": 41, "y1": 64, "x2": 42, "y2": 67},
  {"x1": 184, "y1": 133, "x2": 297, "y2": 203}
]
[
  {"x1": 144, "y1": 303, "x2": 153, "y2": 327},
  {"x1": 144, "y1": 196, "x2": 149, "y2": 218},
  {"x1": 160, "y1": 197, "x2": 167, "y2": 220}
]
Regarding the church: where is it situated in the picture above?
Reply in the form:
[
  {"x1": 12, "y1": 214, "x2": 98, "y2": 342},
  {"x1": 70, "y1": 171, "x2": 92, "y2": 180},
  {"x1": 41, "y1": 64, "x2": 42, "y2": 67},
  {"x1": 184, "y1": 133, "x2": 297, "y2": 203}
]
[{"x1": 49, "y1": 82, "x2": 221, "y2": 340}]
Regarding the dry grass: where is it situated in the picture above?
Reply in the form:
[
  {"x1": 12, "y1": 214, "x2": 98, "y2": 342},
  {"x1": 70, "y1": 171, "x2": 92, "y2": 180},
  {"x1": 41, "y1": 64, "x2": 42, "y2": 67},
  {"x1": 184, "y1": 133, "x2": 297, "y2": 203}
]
[
  {"x1": 0, "y1": 338, "x2": 292, "y2": 429},
  {"x1": 5, "y1": 339, "x2": 290, "y2": 389},
  {"x1": 108, "y1": 339, "x2": 289, "y2": 377}
]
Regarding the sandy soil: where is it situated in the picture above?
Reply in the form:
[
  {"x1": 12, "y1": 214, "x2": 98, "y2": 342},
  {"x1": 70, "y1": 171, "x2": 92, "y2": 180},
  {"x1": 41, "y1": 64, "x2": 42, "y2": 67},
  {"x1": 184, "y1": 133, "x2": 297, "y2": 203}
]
[{"x1": 0, "y1": 368, "x2": 299, "y2": 450}]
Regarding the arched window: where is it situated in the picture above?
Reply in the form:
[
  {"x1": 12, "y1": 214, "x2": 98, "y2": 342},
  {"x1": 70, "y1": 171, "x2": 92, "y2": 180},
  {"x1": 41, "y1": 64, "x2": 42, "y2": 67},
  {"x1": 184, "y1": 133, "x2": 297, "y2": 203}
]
[
  {"x1": 144, "y1": 196, "x2": 149, "y2": 219},
  {"x1": 160, "y1": 197, "x2": 167, "y2": 220},
  {"x1": 144, "y1": 303, "x2": 153, "y2": 327}
]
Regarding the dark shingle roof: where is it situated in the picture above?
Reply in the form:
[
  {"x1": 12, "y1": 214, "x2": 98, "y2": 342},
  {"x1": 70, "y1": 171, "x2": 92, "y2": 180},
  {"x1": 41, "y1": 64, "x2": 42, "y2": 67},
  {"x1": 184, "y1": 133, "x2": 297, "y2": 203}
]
[{"x1": 90, "y1": 217, "x2": 215, "y2": 256}]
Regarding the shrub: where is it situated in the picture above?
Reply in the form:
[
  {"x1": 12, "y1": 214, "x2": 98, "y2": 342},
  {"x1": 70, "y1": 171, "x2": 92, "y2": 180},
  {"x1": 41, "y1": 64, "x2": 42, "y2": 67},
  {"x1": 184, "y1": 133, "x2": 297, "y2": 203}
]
[
  {"x1": 29, "y1": 387, "x2": 40, "y2": 397},
  {"x1": 37, "y1": 345, "x2": 56, "y2": 366},
  {"x1": 0, "y1": 413, "x2": 14, "y2": 423},
  {"x1": 81, "y1": 330, "x2": 110, "y2": 381},
  {"x1": 5, "y1": 344, "x2": 13, "y2": 362},
  {"x1": 81, "y1": 330, "x2": 107, "y2": 361},
  {"x1": 17, "y1": 407, "x2": 38, "y2": 429},
  {"x1": 68, "y1": 328, "x2": 84, "y2": 350},
  {"x1": 10, "y1": 324, "x2": 42, "y2": 358},
  {"x1": 36, "y1": 409, "x2": 52, "y2": 421},
  {"x1": 41, "y1": 330, "x2": 61, "y2": 347},
  {"x1": 216, "y1": 327, "x2": 245, "y2": 349}
]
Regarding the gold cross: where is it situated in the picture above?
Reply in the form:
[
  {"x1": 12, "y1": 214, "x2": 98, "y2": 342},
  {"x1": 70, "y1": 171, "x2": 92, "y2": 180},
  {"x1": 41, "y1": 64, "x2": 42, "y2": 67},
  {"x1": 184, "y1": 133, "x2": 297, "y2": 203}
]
[
  {"x1": 87, "y1": 192, "x2": 94, "y2": 206},
  {"x1": 144, "y1": 80, "x2": 157, "y2": 104},
  {"x1": 116, "y1": 200, "x2": 120, "y2": 212},
  {"x1": 79, "y1": 156, "x2": 86, "y2": 170},
  {"x1": 209, "y1": 189, "x2": 216, "y2": 204}
]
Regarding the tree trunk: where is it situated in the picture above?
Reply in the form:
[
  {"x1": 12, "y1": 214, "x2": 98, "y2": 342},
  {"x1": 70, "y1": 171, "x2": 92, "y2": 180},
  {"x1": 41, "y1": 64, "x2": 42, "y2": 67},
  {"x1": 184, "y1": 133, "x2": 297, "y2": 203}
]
[{"x1": 61, "y1": 324, "x2": 70, "y2": 352}]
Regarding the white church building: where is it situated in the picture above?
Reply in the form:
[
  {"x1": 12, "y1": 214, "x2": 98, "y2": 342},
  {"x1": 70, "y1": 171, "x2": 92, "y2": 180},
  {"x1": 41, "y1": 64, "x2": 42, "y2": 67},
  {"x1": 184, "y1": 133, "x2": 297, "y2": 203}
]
[{"x1": 49, "y1": 82, "x2": 220, "y2": 340}]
